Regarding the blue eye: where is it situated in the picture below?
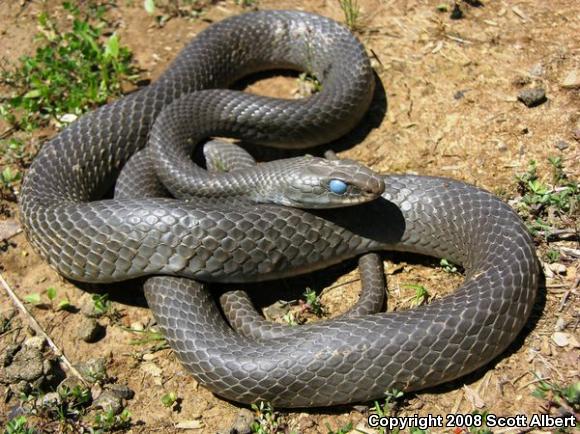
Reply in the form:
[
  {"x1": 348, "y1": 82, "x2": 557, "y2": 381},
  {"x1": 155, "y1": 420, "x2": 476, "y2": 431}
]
[{"x1": 329, "y1": 179, "x2": 348, "y2": 195}]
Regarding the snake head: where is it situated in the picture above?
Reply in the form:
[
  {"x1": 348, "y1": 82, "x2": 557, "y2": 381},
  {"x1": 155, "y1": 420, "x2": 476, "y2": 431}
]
[{"x1": 261, "y1": 156, "x2": 385, "y2": 209}]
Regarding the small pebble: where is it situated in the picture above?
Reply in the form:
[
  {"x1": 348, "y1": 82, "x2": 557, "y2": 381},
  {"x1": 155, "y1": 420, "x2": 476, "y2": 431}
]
[
  {"x1": 176, "y1": 420, "x2": 204, "y2": 429},
  {"x1": 74, "y1": 358, "x2": 108, "y2": 383},
  {"x1": 450, "y1": 3, "x2": 464, "y2": 19},
  {"x1": 552, "y1": 332, "x2": 571, "y2": 347},
  {"x1": 94, "y1": 390, "x2": 124, "y2": 415},
  {"x1": 463, "y1": 0, "x2": 484, "y2": 7},
  {"x1": 554, "y1": 317, "x2": 567, "y2": 332},
  {"x1": 38, "y1": 392, "x2": 61, "y2": 408},
  {"x1": 561, "y1": 69, "x2": 580, "y2": 89},
  {"x1": 80, "y1": 295, "x2": 102, "y2": 318},
  {"x1": 497, "y1": 142, "x2": 508, "y2": 152},
  {"x1": 228, "y1": 408, "x2": 254, "y2": 434},
  {"x1": 517, "y1": 87, "x2": 547, "y2": 107},
  {"x1": 529, "y1": 63, "x2": 544, "y2": 77},
  {"x1": 4, "y1": 346, "x2": 44, "y2": 383},
  {"x1": 548, "y1": 263, "x2": 567, "y2": 275},
  {"x1": 106, "y1": 383, "x2": 135, "y2": 400},
  {"x1": 130, "y1": 321, "x2": 144, "y2": 331},
  {"x1": 77, "y1": 317, "x2": 104, "y2": 343},
  {"x1": 24, "y1": 336, "x2": 47, "y2": 351},
  {"x1": 555, "y1": 140, "x2": 570, "y2": 151}
]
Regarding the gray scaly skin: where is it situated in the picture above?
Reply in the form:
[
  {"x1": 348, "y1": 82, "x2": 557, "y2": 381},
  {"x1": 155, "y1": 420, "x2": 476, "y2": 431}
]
[{"x1": 19, "y1": 10, "x2": 539, "y2": 407}]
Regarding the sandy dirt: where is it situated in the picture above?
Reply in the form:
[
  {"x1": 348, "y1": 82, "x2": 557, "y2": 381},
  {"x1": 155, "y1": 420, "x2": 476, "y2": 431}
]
[{"x1": 0, "y1": 0, "x2": 578, "y2": 433}]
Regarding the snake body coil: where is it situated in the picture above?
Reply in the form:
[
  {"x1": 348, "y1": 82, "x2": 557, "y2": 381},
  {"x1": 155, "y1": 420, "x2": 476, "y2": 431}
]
[{"x1": 20, "y1": 10, "x2": 539, "y2": 407}]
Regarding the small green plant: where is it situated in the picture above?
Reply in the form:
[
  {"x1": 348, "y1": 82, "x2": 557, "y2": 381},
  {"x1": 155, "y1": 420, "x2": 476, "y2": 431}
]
[
  {"x1": 4, "y1": 416, "x2": 36, "y2": 434},
  {"x1": 338, "y1": 0, "x2": 361, "y2": 31},
  {"x1": 0, "y1": 2, "x2": 137, "y2": 131},
  {"x1": 23, "y1": 287, "x2": 72, "y2": 311},
  {"x1": 298, "y1": 72, "x2": 322, "y2": 95},
  {"x1": 548, "y1": 155, "x2": 567, "y2": 184},
  {"x1": 1, "y1": 167, "x2": 21, "y2": 187},
  {"x1": 403, "y1": 284, "x2": 430, "y2": 307},
  {"x1": 545, "y1": 249, "x2": 561, "y2": 263},
  {"x1": 515, "y1": 158, "x2": 578, "y2": 233},
  {"x1": 161, "y1": 391, "x2": 178, "y2": 408},
  {"x1": 326, "y1": 422, "x2": 353, "y2": 434},
  {"x1": 282, "y1": 311, "x2": 299, "y2": 326},
  {"x1": 532, "y1": 378, "x2": 580, "y2": 411},
  {"x1": 372, "y1": 389, "x2": 405, "y2": 434},
  {"x1": 467, "y1": 410, "x2": 492, "y2": 434},
  {"x1": 92, "y1": 293, "x2": 118, "y2": 319},
  {"x1": 301, "y1": 288, "x2": 324, "y2": 316},
  {"x1": 93, "y1": 408, "x2": 132, "y2": 432},
  {"x1": 440, "y1": 258, "x2": 458, "y2": 273},
  {"x1": 235, "y1": 0, "x2": 258, "y2": 7},
  {"x1": 250, "y1": 401, "x2": 285, "y2": 434}
]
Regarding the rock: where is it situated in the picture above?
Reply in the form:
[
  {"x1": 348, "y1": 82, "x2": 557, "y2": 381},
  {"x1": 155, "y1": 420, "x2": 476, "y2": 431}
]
[
  {"x1": 555, "y1": 140, "x2": 570, "y2": 151},
  {"x1": 77, "y1": 317, "x2": 104, "y2": 343},
  {"x1": 4, "y1": 346, "x2": 44, "y2": 383},
  {"x1": 555, "y1": 317, "x2": 567, "y2": 332},
  {"x1": 57, "y1": 377, "x2": 87, "y2": 395},
  {"x1": 518, "y1": 88, "x2": 547, "y2": 107},
  {"x1": 94, "y1": 390, "x2": 124, "y2": 415},
  {"x1": 74, "y1": 358, "x2": 108, "y2": 384},
  {"x1": 24, "y1": 336, "x2": 47, "y2": 352},
  {"x1": 450, "y1": 3, "x2": 464, "y2": 19},
  {"x1": 552, "y1": 332, "x2": 572, "y2": 347},
  {"x1": 38, "y1": 391, "x2": 61, "y2": 408},
  {"x1": 263, "y1": 301, "x2": 291, "y2": 321},
  {"x1": 0, "y1": 220, "x2": 21, "y2": 241},
  {"x1": 80, "y1": 294, "x2": 103, "y2": 318},
  {"x1": 227, "y1": 408, "x2": 254, "y2": 434},
  {"x1": 1, "y1": 344, "x2": 21, "y2": 367},
  {"x1": 561, "y1": 70, "x2": 580, "y2": 89},
  {"x1": 176, "y1": 420, "x2": 204, "y2": 429},
  {"x1": 548, "y1": 263, "x2": 567, "y2": 275},
  {"x1": 529, "y1": 63, "x2": 544, "y2": 77},
  {"x1": 130, "y1": 321, "x2": 144, "y2": 331},
  {"x1": 106, "y1": 383, "x2": 135, "y2": 400},
  {"x1": 497, "y1": 142, "x2": 508, "y2": 152}
]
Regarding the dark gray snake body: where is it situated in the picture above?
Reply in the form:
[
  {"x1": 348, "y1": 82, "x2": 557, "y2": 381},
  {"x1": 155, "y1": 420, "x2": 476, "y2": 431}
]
[{"x1": 19, "y1": 10, "x2": 539, "y2": 407}]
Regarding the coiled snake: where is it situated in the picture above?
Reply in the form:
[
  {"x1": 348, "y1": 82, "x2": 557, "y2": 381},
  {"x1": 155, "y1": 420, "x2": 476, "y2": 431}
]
[{"x1": 19, "y1": 10, "x2": 539, "y2": 407}]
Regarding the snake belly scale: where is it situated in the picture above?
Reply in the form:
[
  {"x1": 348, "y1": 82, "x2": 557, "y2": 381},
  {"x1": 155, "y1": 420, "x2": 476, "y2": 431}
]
[{"x1": 19, "y1": 10, "x2": 539, "y2": 407}]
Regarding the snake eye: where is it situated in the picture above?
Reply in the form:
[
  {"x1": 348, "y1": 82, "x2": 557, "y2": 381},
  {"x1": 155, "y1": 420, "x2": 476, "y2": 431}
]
[{"x1": 329, "y1": 179, "x2": 348, "y2": 195}]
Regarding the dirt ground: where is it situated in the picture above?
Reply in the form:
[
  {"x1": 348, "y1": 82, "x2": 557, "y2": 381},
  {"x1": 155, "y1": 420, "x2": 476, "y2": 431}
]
[{"x1": 0, "y1": 0, "x2": 578, "y2": 433}]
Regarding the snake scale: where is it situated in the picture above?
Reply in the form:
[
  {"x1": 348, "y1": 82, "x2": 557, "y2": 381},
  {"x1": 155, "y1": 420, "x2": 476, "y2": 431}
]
[{"x1": 19, "y1": 10, "x2": 539, "y2": 407}]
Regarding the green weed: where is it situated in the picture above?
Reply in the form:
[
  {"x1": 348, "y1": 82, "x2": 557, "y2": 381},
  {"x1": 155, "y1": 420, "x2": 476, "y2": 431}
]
[
  {"x1": 92, "y1": 408, "x2": 132, "y2": 432},
  {"x1": 23, "y1": 287, "x2": 72, "y2": 311},
  {"x1": 338, "y1": 0, "x2": 361, "y2": 31},
  {"x1": 440, "y1": 258, "x2": 458, "y2": 273},
  {"x1": 4, "y1": 416, "x2": 35, "y2": 434},
  {"x1": 403, "y1": 284, "x2": 430, "y2": 307},
  {"x1": 372, "y1": 388, "x2": 405, "y2": 434},
  {"x1": 326, "y1": 422, "x2": 353, "y2": 434},
  {"x1": 301, "y1": 288, "x2": 324, "y2": 317},
  {"x1": 532, "y1": 378, "x2": 580, "y2": 410},
  {"x1": 0, "y1": 2, "x2": 137, "y2": 131},
  {"x1": 161, "y1": 391, "x2": 178, "y2": 408},
  {"x1": 250, "y1": 401, "x2": 285, "y2": 434}
]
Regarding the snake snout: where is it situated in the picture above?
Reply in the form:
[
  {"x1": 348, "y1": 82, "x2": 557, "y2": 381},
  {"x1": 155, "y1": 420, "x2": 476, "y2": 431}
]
[{"x1": 279, "y1": 157, "x2": 384, "y2": 209}]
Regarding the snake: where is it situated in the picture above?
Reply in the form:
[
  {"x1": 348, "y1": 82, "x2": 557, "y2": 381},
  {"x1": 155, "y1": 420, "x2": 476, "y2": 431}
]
[{"x1": 19, "y1": 10, "x2": 539, "y2": 407}]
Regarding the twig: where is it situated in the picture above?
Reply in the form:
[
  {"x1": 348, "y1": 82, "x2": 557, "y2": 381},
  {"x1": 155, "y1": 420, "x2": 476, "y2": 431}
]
[
  {"x1": 0, "y1": 272, "x2": 88, "y2": 386},
  {"x1": 517, "y1": 375, "x2": 550, "y2": 391}
]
